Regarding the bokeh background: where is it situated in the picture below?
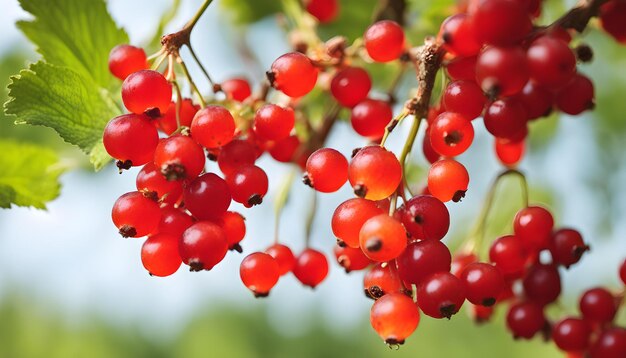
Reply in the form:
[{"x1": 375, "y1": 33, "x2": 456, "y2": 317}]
[{"x1": 0, "y1": 0, "x2": 625, "y2": 357}]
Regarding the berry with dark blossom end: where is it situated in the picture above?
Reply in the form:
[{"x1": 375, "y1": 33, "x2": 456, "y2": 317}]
[
  {"x1": 112, "y1": 191, "x2": 161, "y2": 238},
  {"x1": 240, "y1": 252, "x2": 280, "y2": 297},
  {"x1": 552, "y1": 318, "x2": 591, "y2": 352},
  {"x1": 179, "y1": 221, "x2": 228, "y2": 271},
  {"x1": 226, "y1": 165, "x2": 268, "y2": 208},
  {"x1": 220, "y1": 211, "x2": 246, "y2": 251},
  {"x1": 269, "y1": 52, "x2": 318, "y2": 98},
  {"x1": 427, "y1": 159, "x2": 469, "y2": 203},
  {"x1": 429, "y1": 111, "x2": 475, "y2": 157},
  {"x1": 103, "y1": 114, "x2": 159, "y2": 167},
  {"x1": 154, "y1": 135, "x2": 206, "y2": 181},
  {"x1": 549, "y1": 228, "x2": 588, "y2": 268},
  {"x1": 265, "y1": 243, "x2": 296, "y2": 276},
  {"x1": 461, "y1": 262, "x2": 505, "y2": 307},
  {"x1": 141, "y1": 233, "x2": 182, "y2": 277},
  {"x1": 364, "y1": 20, "x2": 405, "y2": 63},
  {"x1": 122, "y1": 69, "x2": 172, "y2": 116},
  {"x1": 579, "y1": 287, "x2": 617, "y2": 323},
  {"x1": 396, "y1": 240, "x2": 451, "y2": 285},
  {"x1": 183, "y1": 173, "x2": 231, "y2": 221},
  {"x1": 417, "y1": 272, "x2": 466, "y2": 319},
  {"x1": 348, "y1": 146, "x2": 402, "y2": 201},
  {"x1": 136, "y1": 162, "x2": 183, "y2": 205},
  {"x1": 332, "y1": 198, "x2": 384, "y2": 248},
  {"x1": 293, "y1": 248, "x2": 329, "y2": 288},
  {"x1": 359, "y1": 214, "x2": 408, "y2": 262},
  {"x1": 370, "y1": 293, "x2": 420, "y2": 345},
  {"x1": 398, "y1": 195, "x2": 450, "y2": 241},
  {"x1": 476, "y1": 46, "x2": 529, "y2": 97},
  {"x1": 443, "y1": 80, "x2": 486, "y2": 120},
  {"x1": 556, "y1": 73, "x2": 595, "y2": 115},
  {"x1": 506, "y1": 301, "x2": 546, "y2": 339},
  {"x1": 439, "y1": 14, "x2": 481, "y2": 57},
  {"x1": 304, "y1": 148, "x2": 348, "y2": 193},
  {"x1": 363, "y1": 262, "x2": 407, "y2": 299},
  {"x1": 527, "y1": 36, "x2": 576, "y2": 88},
  {"x1": 333, "y1": 245, "x2": 371, "y2": 273},
  {"x1": 191, "y1": 105, "x2": 236, "y2": 148},
  {"x1": 108, "y1": 44, "x2": 148, "y2": 80}
]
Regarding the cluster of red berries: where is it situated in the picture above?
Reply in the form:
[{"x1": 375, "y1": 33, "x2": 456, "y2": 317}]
[{"x1": 100, "y1": 0, "x2": 626, "y2": 354}]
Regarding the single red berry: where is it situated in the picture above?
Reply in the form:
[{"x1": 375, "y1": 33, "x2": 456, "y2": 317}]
[
  {"x1": 495, "y1": 137, "x2": 525, "y2": 167},
  {"x1": 364, "y1": 262, "x2": 407, "y2": 299},
  {"x1": 108, "y1": 44, "x2": 148, "y2": 80},
  {"x1": 359, "y1": 214, "x2": 408, "y2": 262},
  {"x1": 136, "y1": 162, "x2": 183, "y2": 204},
  {"x1": 489, "y1": 235, "x2": 529, "y2": 276},
  {"x1": 470, "y1": 0, "x2": 532, "y2": 46},
  {"x1": 513, "y1": 206, "x2": 554, "y2": 252},
  {"x1": 550, "y1": 228, "x2": 589, "y2": 268},
  {"x1": 269, "y1": 52, "x2": 318, "y2": 97},
  {"x1": 600, "y1": 1, "x2": 626, "y2": 44},
  {"x1": 103, "y1": 114, "x2": 159, "y2": 167},
  {"x1": 191, "y1": 105, "x2": 236, "y2": 148},
  {"x1": 254, "y1": 104, "x2": 295, "y2": 141},
  {"x1": 483, "y1": 97, "x2": 528, "y2": 140},
  {"x1": 157, "y1": 206, "x2": 194, "y2": 238},
  {"x1": 240, "y1": 252, "x2": 280, "y2": 297},
  {"x1": 579, "y1": 287, "x2": 617, "y2": 323},
  {"x1": 293, "y1": 248, "x2": 329, "y2": 288},
  {"x1": 217, "y1": 139, "x2": 257, "y2": 176},
  {"x1": 552, "y1": 318, "x2": 592, "y2": 352},
  {"x1": 332, "y1": 198, "x2": 384, "y2": 248},
  {"x1": 417, "y1": 272, "x2": 466, "y2": 319},
  {"x1": 141, "y1": 233, "x2": 182, "y2": 277},
  {"x1": 523, "y1": 264, "x2": 562, "y2": 306},
  {"x1": 451, "y1": 252, "x2": 478, "y2": 277},
  {"x1": 122, "y1": 70, "x2": 171, "y2": 116},
  {"x1": 364, "y1": 20, "x2": 405, "y2": 62},
  {"x1": 427, "y1": 159, "x2": 469, "y2": 202},
  {"x1": 226, "y1": 165, "x2": 268, "y2": 208},
  {"x1": 556, "y1": 73, "x2": 595, "y2": 115},
  {"x1": 398, "y1": 195, "x2": 450, "y2": 241},
  {"x1": 179, "y1": 221, "x2": 228, "y2": 271},
  {"x1": 221, "y1": 211, "x2": 246, "y2": 251},
  {"x1": 305, "y1": 0, "x2": 339, "y2": 23},
  {"x1": 527, "y1": 36, "x2": 576, "y2": 88},
  {"x1": 429, "y1": 112, "x2": 475, "y2": 157},
  {"x1": 154, "y1": 135, "x2": 206, "y2": 181},
  {"x1": 471, "y1": 304, "x2": 495, "y2": 323},
  {"x1": 589, "y1": 327, "x2": 626, "y2": 358},
  {"x1": 350, "y1": 99, "x2": 393, "y2": 139},
  {"x1": 476, "y1": 46, "x2": 529, "y2": 97},
  {"x1": 265, "y1": 243, "x2": 296, "y2": 276},
  {"x1": 333, "y1": 245, "x2": 371, "y2": 273},
  {"x1": 156, "y1": 99, "x2": 199, "y2": 135},
  {"x1": 348, "y1": 146, "x2": 402, "y2": 201},
  {"x1": 461, "y1": 262, "x2": 505, "y2": 306},
  {"x1": 396, "y1": 240, "x2": 452, "y2": 285},
  {"x1": 221, "y1": 77, "x2": 252, "y2": 102},
  {"x1": 447, "y1": 56, "x2": 477, "y2": 81},
  {"x1": 506, "y1": 301, "x2": 546, "y2": 339},
  {"x1": 443, "y1": 80, "x2": 486, "y2": 120},
  {"x1": 112, "y1": 191, "x2": 161, "y2": 238},
  {"x1": 269, "y1": 135, "x2": 300, "y2": 163},
  {"x1": 183, "y1": 173, "x2": 231, "y2": 220},
  {"x1": 516, "y1": 81, "x2": 554, "y2": 120},
  {"x1": 370, "y1": 293, "x2": 420, "y2": 345},
  {"x1": 304, "y1": 148, "x2": 348, "y2": 193},
  {"x1": 439, "y1": 14, "x2": 481, "y2": 57},
  {"x1": 331, "y1": 67, "x2": 371, "y2": 108}
]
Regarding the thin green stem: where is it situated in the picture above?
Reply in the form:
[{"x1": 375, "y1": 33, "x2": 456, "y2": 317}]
[
  {"x1": 398, "y1": 116, "x2": 422, "y2": 168},
  {"x1": 186, "y1": 44, "x2": 216, "y2": 89},
  {"x1": 171, "y1": 80, "x2": 183, "y2": 129},
  {"x1": 273, "y1": 169, "x2": 297, "y2": 244},
  {"x1": 152, "y1": 53, "x2": 167, "y2": 71},
  {"x1": 176, "y1": 56, "x2": 206, "y2": 107},
  {"x1": 182, "y1": 0, "x2": 213, "y2": 32},
  {"x1": 379, "y1": 111, "x2": 409, "y2": 147},
  {"x1": 305, "y1": 191, "x2": 318, "y2": 247}
]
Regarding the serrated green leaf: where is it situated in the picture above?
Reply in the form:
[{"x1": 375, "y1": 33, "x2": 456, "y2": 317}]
[
  {"x1": 0, "y1": 139, "x2": 64, "y2": 209},
  {"x1": 17, "y1": 0, "x2": 129, "y2": 89},
  {"x1": 5, "y1": 62, "x2": 118, "y2": 170}
]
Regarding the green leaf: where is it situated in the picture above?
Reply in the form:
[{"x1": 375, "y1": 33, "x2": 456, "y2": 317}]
[
  {"x1": 0, "y1": 139, "x2": 64, "y2": 209},
  {"x1": 16, "y1": 0, "x2": 129, "y2": 89},
  {"x1": 5, "y1": 62, "x2": 119, "y2": 170}
]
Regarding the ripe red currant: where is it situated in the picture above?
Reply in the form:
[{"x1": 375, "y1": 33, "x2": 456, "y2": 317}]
[
  {"x1": 157, "y1": 206, "x2": 194, "y2": 238},
  {"x1": 265, "y1": 243, "x2": 296, "y2": 276},
  {"x1": 513, "y1": 206, "x2": 554, "y2": 252},
  {"x1": 293, "y1": 248, "x2": 329, "y2": 288},
  {"x1": 226, "y1": 165, "x2": 268, "y2": 207},
  {"x1": 522, "y1": 264, "x2": 562, "y2": 306},
  {"x1": 396, "y1": 240, "x2": 452, "y2": 285},
  {"x1": 443, "y1": 80, "x2": 486, "y2": 120},
  {"x1": 269, "y1": 52, "x2": 318, "y2": 97},
  {"x1": 579, "y1": 287, "x2": 617, "y2": 323},
  {"x1": 103, "y1": 114, "x2": 159, "y2": 167},
  {"x1": 240, "y1": 252, "x2": 280, "y2": 297},
  {"x1": 489, "y1": 235, "x2": 528, "y2": 275},
  {"x1": 333, "y1": 245, "x2": 371, "y2": 273},
  {"x1": 370, "y1": 293, "x2": 420, "y2": 345},
  {"x1": 550, "y1": 228, "x2": 589, "y2": 268},
  {"x1": 427, "y1": 158, "x2": 469, "y2": 202},
  {"x1": 364, "y1": 20, "x2": 405, "y2": 63},
  {"x1": 552, "y1": 318, "x2": 591, "y2": 352},
  {"x1": 476, "y1": 46, "x2": 529, "y2": 97},
  {"x1": 417, "y1": 272, "x2": 466, "y2": 319},
  {"x1": 398, "y1": 195, "x2": 450, "y2": 241},
  {"x1": 122, "y1": 70, "x2": 172, "y2": 116},
  {"x1": 332, "y1": 198, "x2": 384, "y2": 248},
  {"x1": 191, "y1": 105, "x2": 236, "y2": 148},
  {"x1": 439, "y1": 14, "x2": 481, "y2": 57},
  {"x1": 461, "y1": 262, "x2": 505, "y2": 306},
  {"x1": 108, "y1": 44, "x2": 148, "y2": 80},
  {"x1": 254, "y1": 104, "x2": 295, "y2": 142},
  {"x1": 556, "y1": 73, "x2": 595, "y2": 115},
  {"x1": 304, "y1": 148, "x2": 348, "y2": 193},
  {"x1": 348, "y1": 146, "x2": 402, "y2": 201},
  {"x1": 112, "y1": 191, "x2": 161, "y2": 238},
  {"x1": 429, "y1": 112, "x2": 475, "y2": 157},
  {"x1": 506, "y1": 301, "x2": 546, "y2": 339},
  {"x1": 141, "y1": 233, "x2": 182, "y2": 277},
  {"x1": 364, "y1": 262, "x2": 407, "y2": 299},
  {"x1": 359, "y1": 214, "x2": 408, "y2": 262},
  {"x1": 183, "y1": 173, "x2": 231, "y2": 220},
  {"x1": 221, "y1": 77, "x2": 252, "y2": 102},
  {"x1": 179, "y1": 221, "x2": 228, "y2": 271},
  {"x1": 470, "y1": 0, "x2": 532, "y2": 46},
  {"x1": 350, "y1": 99, "x2": 393, "y2": 139},
  {"x1": 305, "y1": 0, "x2": 339, "y2": 23},
  {"x1": 154, "y1": 135, "x2": 206, "y2": 181},
  {"x1": 331, "y1": 67, "x2": 371, "y2": 108}
]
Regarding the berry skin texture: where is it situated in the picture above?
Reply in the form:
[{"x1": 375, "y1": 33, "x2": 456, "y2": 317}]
[
  {"x1": 112, "y1": 192, "x2": 161, "y2": 238},
  {"x1": 331, "y1": 67, "x2": 371, "y2": 108},
  {"x1": 398, "y1": 195, "x2": 450, "y2": 241},
  {"x1": 514, "y1": 206, "x2": 554, "y2": 252},
  {"x1": 122, "y1": 70, "x2": 172, "y2": 116},
  {"x1": 471, "y1": 0, "x2": 532, "y2": 46},
  {"x1": 447, "y1": 56, "x2": 477, "y2": 81},
  {"x1": 156, "y1": 99, "x2": 199, "y2": 135},
  {"x1": 350, "y1": 99, "x2": 393, "y2": 139},
  {"x1": 265, "y1": 244, "x2": 296, "y2": 276},
  {"x1": 364, "y1": 20, "x2": 405, "y2": 63},
  {"x1": 579, "y1": 287, "x2": 617, "y2": 323},
  {"x1": 183, "y1": 173, "x2": 232, "y2": 220},
  {"x1": 396, "y1": 240, "x2": 452, "y2": 285},
  {"x1": 489, "y1": 235, "x2": 528, "y2": 275},
  {"x1": 240, "y1": 252, "x2": 280, "y2": 297},
  {"x1": 600, "y1": 1, "x2": 626, "y2": 44},
  {"x1": 550, "y1": 228, "x2": 588, "y2": 268},
  {"x1": 516, "y1": 81, "x2": 553, "y2": 120},
  {"x1": 221, "y1": 211, "x2": 246, "y2": 251},
  {"x1": 157, "y1": 206, "x2": 194, "y2": 238},
  {"x1": 552, "y1": 318, "x2": 591, "y2": 352},
  {"x1": 590, "y1": 327, "x2": 626, "y2": 358},
  {"x1": 254, "y1": 104, "x2": 295, "y2": 141},
  {"x1": 220, "y1": 77, "x2": 252, "y2": 102},
  {"x1": 348, "y1": 146, "x2": 402, "y2": 201},
  {"x1": 522, "y1": 264, "x2": 562, "y2": 306},
  {"x1": 226, "y1": 165, "x2": 268, "y2": 208},
  {"x1": 108, "y1": 44, "x2": 148, "y2": 80},
  {"x1": 495, "y1": 138, "x2": 525, "y2": 167},
  {"x1": 136, "y1": 162, "x2": 183, "y2": 205},
  {"x1": 332, "y1": 198, "x2": 384, "y2": 248},
  {"x1": 333, "y1": 245, "x2": 371, "y2": 273},
  {"x1": 217, "y1": 139, "x2": 257, "y2": 175},
  {"x1": 141, "y1": 233, "x2": 182, "y2": 277},
  {"x1": 476, "y1": 46, "x2": 529, "y2": 97},
  {"x1": 364, "y1": 262, "x2": 407, "y2": 299},
  {"x1": 304, "y1": 148, "x2": 348, "y2": 193},
  {"x1": 269, "y1": 135, "x2": 300, "y2": 163},
  {"x1": 439, "y1": 14, "x2": 481, "y2": 57},
  {"x1": 443, "y1": 80, "x2": 485, "y2": 120},
  {"x1": 461, "y1": 262, "x2": 505, "y2": 306},
  {"x1": 103, "y1": 114, "x2": 159, "y2": 167},
  {"x1": 429, "y1": 112, "x2": 475, "y2": 157},
  {"x1": 305, "y1": 0, "x2": 339, "y2": 23},
  {"x1": 270, "y1": 52, "x2": 318, "y2": 98},
  {"x1": 154, "y1": 135, "x2": 206, "y2": 181},
  {"x1": 556, "y1": 73, "x2": 595, "y2": 115},
  {"x1": 527, "y1": 37, "x2": 576, "y2": 88},
  {"x1": 427, "y1": 159, "x2": 469, "y2": 202},
  {"x1": 191, "y1": 105, "x2": 236, "y2": 148},
  {"x1": 359, "y1": 214, "x2": 408, "y2": 262},
  {"x1": 506, "y1": 301, "x2": 546, "y2": 339},
  {"x1": 417, "y1": 272, "x2": 466, "y2": 319},
  {"x1": 370, "y1": 293, "x2": 420, "y2": 345},
  {"x1": 179, "y1": 221, "x2": 228, "y2": 271},
  {"x1": 293, "y1": 248, "x2": 329, "y2": 288},
  {"x1": 483, "y1": 98, "x2": 528, "y2": 140}
]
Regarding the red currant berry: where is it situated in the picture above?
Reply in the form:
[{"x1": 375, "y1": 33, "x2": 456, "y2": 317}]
[
  {"x1": 112, "y1": 191, "x2": 161, "y2": 238},
  {"x1": 226, "y1": 165, "x2": 268, "y2": 207},
  {"x1": 489, "y1": 235, "x2": 529, "y2": 275},
  {"x1": 240, "y1": 252, "x2": 280, "y2": 297},
  {"x1": 600, "y1": 1, "x2": 626, "y2": 44},
  {"x1": 476, "y1": 46, "x2": 529, "y2": 97},
  {"x1": 221, "y1": 77, "x2": 252, "y2": 102},
  {"x1": 417, "y1": 272, "x2": 466, "y2": 319},
  {"x1": 122, "y1": 70, "x2": 171, "y2": 116},
  {"x1": 589, "y1": 327, "x2": 626, "y2": 358},
  {"x1": 333, "y1": 245, "x2": 371, "y2": 273},
  {"x1": 293, "y1": 248, "x2": 329, "y2": 288},
  {"x1": 221, "y1": 211, "x2": 246, "y2": 252},
  {"x1": 349, "y1": 146, "x2": 402, "y2": 201},
  {"x1": 183, "y1": 173, "x2": 231, "y2": 220},
  {"x1": 359, "y1": 214, "x2": 408, "y2": 262},
  {"x1": 429, "y1": 112, "x2": 475, "y2": 157},
  {"x1": 396, "y1": 240, "x2": 452, "y2": 285},
  {"x1": 154, "y1": 135, "x2": 206, "y2": 181},
  {"x1": 370, "y1": 293, "x2": 420, "y2": 345},
  {"x1": 157, "y1": 206, "x2": 194, "y2": 238},
  {"x1": 461, "y1": 262, "x2": 505, "y2": 306},
  {"x1": 483, "y1": 98, "x2": 528, "y2": 140},
  {"x1": 180, "y1": 221, "x2": 228, "y2": 271},
  {"x1": 156, "y1": 99, "x2": 199, "y2": 135},
  {"x1": 191, "y1": 105, "x2": 236, "y2": 148},
  {"x1": 304, "y1": 148, "x2": 348, "y2": 193},
  {"x1": 269, "y1": 135, "x2": 300, "y2": 163},
  {"x1": 141, "y1": 233, "x2": 182, "y2": 277},
  {"x1": 443, "y1": 80, "x2": 486, "y2": 120},
  {"x1": 523, "y1": 263, "x2": 562, "y2": 306},
  {"x1": 556, "y1": 73, "x2": 595, "y2": 115},
  {"x1": 254, "y1": 104, "x2": 295, "y2": 142},
  {"x1": 305, "y1": 0, "x2": 339, "y2": 23},
  {"x1": 552, "y1": 318, "x2": 592, "y2": 352},
  {"x1": 447, "y1": 56, "x2": 477, "y2": 81},
  {"x1": 265, "y1": 243, "x2": 296, "y2": 276},
  {"x1": 103, "y1": 114, "x2": 159, "y2": 167},
  {"x1": 350, "y1": 99, "x2": 393, "y2": 139},
  {"x1": 513, "y1": 206, "x2": 554, "y2": 252},
  {"x1": 364, "y1": 20, "x2": 406, "y2": 63},
  {"x1": 332, "y1": 198, "x2": 384, "y2": 248},
  {"x1": 550, "y1": 228, "x2": 589, "y2": 268},
  {"x1": 217, "y1": 139, "x2": 257, "y2": 175},
  {"x1": 527, "y1": 37, "x2": 576, "y2": 88},
  {"x1": 495, "y1": 137, "x2": 525, "y2": 167},
  {"x1": 398, "y1": 195, "x2": 450, "y2": 241},
  {"x1": 422, "y1": 127, "x2": 441, "y2": 164},
  {"x1": 136, "y1": 162, "x2": 183, "y2": 204},
  {"x1": 439, "y1": 14, "x2": 481, "y2": 57},
  {"x1": 579, "y1": 287, "x2": 617, "y2": 323},
  {"x1": 506, "y1": 301, "x2": 546, "y2": 339},
  {"x1": 331, "y1": 67, "x2": 371, "y2": 107},
  {"x1": 427, "y1": 158, "x2": 469, "y2": 202},
  {"x1": 364, "y1": 262, "x2": 407, "y2": 299},
  {"x1": 516, "y1": 81, "x2": 553, "y2": 120},
  {"x1": 108, "y1": 44, "x2": 148, "y2": 80},
  {"x1": 471, "y1": 0, "x2": 532, "y2": 46},
  {"x1": 269, "y1": 52, "x2": 318, "y2": 98},
  {"x1": 451, "y1": 252, "x2": 478, "y2": 277}
]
